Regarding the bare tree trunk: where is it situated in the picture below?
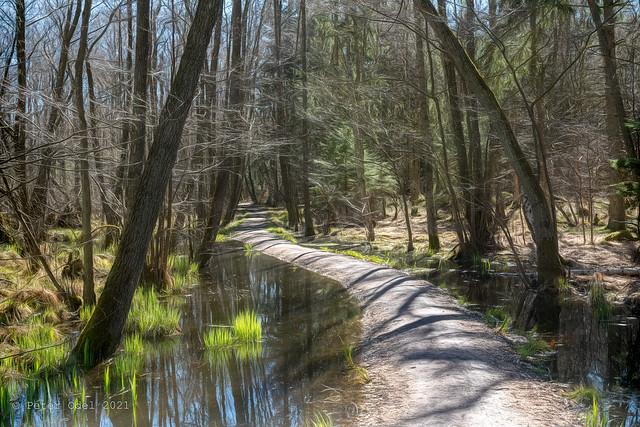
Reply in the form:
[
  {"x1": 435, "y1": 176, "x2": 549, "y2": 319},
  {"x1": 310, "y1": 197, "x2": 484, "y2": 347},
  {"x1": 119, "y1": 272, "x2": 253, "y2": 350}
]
[
  {"x1": 587, "y1": 0, "x2": 633, "y2": 231},
  {"x1": 274, "y1": 0, "x2": 298, "y2": 230},
  {"x1": 221, "y1": 0, "x2": 245, "y2": 227},
  {"x1": 415, "y1": 11, "x2": 440, "y2": 250},
  {"x1": 222, "y1": 156, "x2": 245, "y2": 225},
  {"x1": 126, "y1": 0, "x2": 151, "y2": 207},
  {"x1": 301, "y1": 0, "x2": 315, "y2": 236},
  {"x1": 73, "y1": 0, "x2": 95, "y2": 306},
  {"x1": 72, "y1": 0, "x2": 221, "y2": 366},
  {"x1": 351, "y1": 16, "x2": 375, "y2": 242},
  {"x1": 426, "y1": 22, "x2": 465, "y2": 246},
  {"x1": 197, "y1": 0, "x2": 241, "y2": 265},
  {"x1": 197, "y1": 4, "x2": 223, "y2": 232},
  {"x1": 113, "y1": 1, "x2": 135, "y2": 213},
  {"x1": 197, "y1": 165, "x2": 231, "y2": 266},
  {"x1": 86, "y1": 62, "x2": 121, "y2": 248},
  {"x1": 14, "y1": 0, "x2": 27, "y2": 207},
  {"x1": 437, "y1": 0, "x2": 470, "y2": 225},
  {"x1": 402, "y1": 189, "x2": 414, "y2": 252}
]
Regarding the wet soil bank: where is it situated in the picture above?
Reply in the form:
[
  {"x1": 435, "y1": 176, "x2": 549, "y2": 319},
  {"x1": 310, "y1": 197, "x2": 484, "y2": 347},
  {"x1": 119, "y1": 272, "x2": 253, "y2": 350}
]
[{"x1": 233, "y1": 206, "x2": 582, "y2": 426}]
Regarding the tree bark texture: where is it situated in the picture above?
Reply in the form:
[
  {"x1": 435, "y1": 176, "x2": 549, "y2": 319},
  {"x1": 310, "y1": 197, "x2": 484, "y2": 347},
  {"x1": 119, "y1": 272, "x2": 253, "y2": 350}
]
[
  {"x1": 587, "y1": 0, "x2": 632, "y2": 231},
  {"x1": 414, "y1": 10, "x2": 440, "y2": 250},
  {"x1": 14, "y1": 0, "x2": 27, "y2": 207},
  {"x1": 73, "y1": 0, "x2": 96, "y2": 306},
  {"x1": 301, "y1": 0, "x2": 315, "y2": 236},
  {"x1": 126, "y1": 0, "x2": 151, "y2": 208}
]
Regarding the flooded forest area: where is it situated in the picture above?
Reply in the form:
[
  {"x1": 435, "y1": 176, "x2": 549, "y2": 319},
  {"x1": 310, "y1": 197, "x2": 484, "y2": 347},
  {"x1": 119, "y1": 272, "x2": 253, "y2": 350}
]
[{"x1": 1, "y1": 0, "x2": 640, "y2": 425}]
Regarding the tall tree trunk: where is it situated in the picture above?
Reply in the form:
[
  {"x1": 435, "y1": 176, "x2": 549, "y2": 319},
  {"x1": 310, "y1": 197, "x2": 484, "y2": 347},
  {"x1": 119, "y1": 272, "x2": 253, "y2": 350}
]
[
  {"x1": 351, "y1": 16, "x2": 375, "y2": 242},
  {"x1": 72, "y1": 0, "x2": 221, "y2": 366},
  {"x1": 587, "y1": 0, "x2": 633, "y2": 231},
  {"x1": 426, "y1": 20, "x2": 465, "y2": 246},
  {"x1": 222, "y1": 156, "x2": 245, "y2": 225},
  {"x1": 14, "y1": 0, "x2": 27, "y2": 207},
  {"x1": 197, "y1": 4, "x2": 223, "y2": 232},
  {"x1": 222, "y1": 0, "x2": 245, "y2": 226},
  {"x1": 418, "y1": 0, "x2": 564, "y2": 286},
  {"x1": 462, "y1": 0, "x2": 492, "y2": 257},
  {"x1": 301, "y1": 0, "x2": 315, "y2": 236},
  {"x1": 274, "y1": 0, "x2": 298, "y2": 229},
  {"x1": 197, "y1": 0, "x2": 241, "y2": 265},
  {"x1": 197, "y1": 164, "x2": 231, "y2": 266},
  {"x1": 437, "y1": 0, "x2": 470, "y2": 228},
  {"x1": 113, "y1": 1, "x2": 135, "y2": 214},
  {"x1": 414, "y1": 9, "x2": 440, "y2": 250},
  {"x1": 73, "y1": 0, "x2": 95, "y2": 306},
  {"x1": 126, "y1": 0, "x2": 151, "y2": 207},
  {"x1": 402, "y1": 188, "x2": 414, "y2": 252},
  {"x1": 86, "y1": 62, "x2": 121, "y2": 248}
]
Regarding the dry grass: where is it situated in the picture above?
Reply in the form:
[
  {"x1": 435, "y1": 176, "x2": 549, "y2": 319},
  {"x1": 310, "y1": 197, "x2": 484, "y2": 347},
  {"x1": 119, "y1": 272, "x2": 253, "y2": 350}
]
[{"x1": 310, "y1": 204, "x2": 639, "y2": 271}]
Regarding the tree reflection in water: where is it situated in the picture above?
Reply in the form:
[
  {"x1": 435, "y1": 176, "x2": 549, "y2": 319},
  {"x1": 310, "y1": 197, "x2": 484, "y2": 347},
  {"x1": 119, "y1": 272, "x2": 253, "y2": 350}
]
[{"x1": 8, "y1": 241, "x2": 362, "y2": 426}]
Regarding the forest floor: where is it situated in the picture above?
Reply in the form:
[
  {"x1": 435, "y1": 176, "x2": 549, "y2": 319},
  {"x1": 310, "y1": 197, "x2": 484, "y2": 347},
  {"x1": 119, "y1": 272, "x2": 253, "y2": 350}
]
[
  {"x1": 300, "y1": 206, "x2": 640, "y2": 303},
  {"x1": 233, "y1": 206, "x2": 584, "y2": 426}
]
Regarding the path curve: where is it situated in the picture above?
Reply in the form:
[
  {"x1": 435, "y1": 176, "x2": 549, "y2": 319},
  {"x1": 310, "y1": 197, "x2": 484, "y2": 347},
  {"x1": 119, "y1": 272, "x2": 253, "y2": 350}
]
[{"x1": 233, "y1": 207, "x2": 581, "y2": 426}]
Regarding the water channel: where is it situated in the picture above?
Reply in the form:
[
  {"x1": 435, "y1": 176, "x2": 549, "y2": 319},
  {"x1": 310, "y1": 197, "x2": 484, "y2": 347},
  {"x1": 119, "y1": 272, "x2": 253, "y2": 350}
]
[{"x1": 7, "y1": 241, "x2": 362, "y2": 426}]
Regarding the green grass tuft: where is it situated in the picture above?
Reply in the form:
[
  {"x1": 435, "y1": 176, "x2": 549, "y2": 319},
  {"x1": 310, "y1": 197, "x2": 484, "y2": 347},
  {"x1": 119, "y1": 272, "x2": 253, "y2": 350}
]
[
  {"x1": 267, "y1": 227, "x2": 297, "y2": 244},
  {"x1": 0, "y1": 382, "x2": 15, "y2": 422},
  {"x1": 233, "y1": 310, "x2": 262, "y2": 342},
  {"x1": 124, "y1": 333, "x2": 144, "y2": 355},
  {"x1": 472, "y1": 255, "x2": 491, "y2": 275},
  {"x1": 590, "y1": 280, "x2": 611, "y2": 322},
  {"x1": 344, "y1": 344, "x2": 355, "y2": 367},
  {"x1": 306, "y1": 411, "x2": 333, "y2": 427},
  {"x1": 168, "y1": 254, "x2": 198, "y2": 278},
  {"x1": 244, "y1": 243, "x2": 255, "y2": 256},
  {"x1": 234, "y1": 342, "x2": 262, "y2": 361},
  {"x1": 168, "y1": 254, "x2": 198, "y2": 293},
  {"x1": 103, "y1": 365, "x2": 110, "y2": 395},
  {"x1": 14, "y1": 325, "x2": 68, "y2": 375},
  {"x1": 79, "y1": 305, "x2": 94, "y2": 323},
  {"x1": 564, "y1": 385, "x2": 600, "y2": 405},
  {"x1": 515, "y1": 338, "x2": 550, "y2": 358},
  {"x1": 203, "y1": 310, "x2": 262, "y2": 361},
  {"x1": 203, "y1": 327, "x2": 234, "y2": 349},
  {"x1": 126, "y1": 288, "x2": 181, "y2": 338},
  {"x1": 113, "y1": 353, "x2": 143, "y2": 379},
  {"x1": 219, "y1": 217, "x2": 246, "y2": 235},
  {"x1": 485, "y1": 307, "x2": 511, "y2": 333},
  {"x1": 585, "y1": 395, "x2": 609, "y2": 427}
]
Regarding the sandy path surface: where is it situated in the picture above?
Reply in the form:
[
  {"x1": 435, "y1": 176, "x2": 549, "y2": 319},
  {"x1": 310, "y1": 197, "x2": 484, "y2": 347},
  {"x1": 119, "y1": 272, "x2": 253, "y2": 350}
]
[{"x1": 233, "y1": 207, "x2": 581, "y2": 426}]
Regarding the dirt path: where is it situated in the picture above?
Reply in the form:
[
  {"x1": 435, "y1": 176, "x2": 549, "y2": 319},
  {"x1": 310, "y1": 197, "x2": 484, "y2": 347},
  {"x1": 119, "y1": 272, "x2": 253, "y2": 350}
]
[{"x1": 233, "y1": 207, "x2": 581, "y2": 426}]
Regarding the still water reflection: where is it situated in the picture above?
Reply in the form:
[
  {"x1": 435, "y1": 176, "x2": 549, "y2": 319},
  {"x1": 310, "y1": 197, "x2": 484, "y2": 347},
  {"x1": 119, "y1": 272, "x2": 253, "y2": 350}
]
[{"x1": 9, "y1": 241, "x2": 362, "y2": 426}]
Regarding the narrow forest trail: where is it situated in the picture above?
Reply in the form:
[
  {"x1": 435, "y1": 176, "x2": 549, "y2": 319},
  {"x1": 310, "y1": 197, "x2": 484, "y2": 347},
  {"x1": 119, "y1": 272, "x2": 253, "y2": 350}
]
[{"x1": 232, "y1": 206, "x2": 581, "y2": 426}]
